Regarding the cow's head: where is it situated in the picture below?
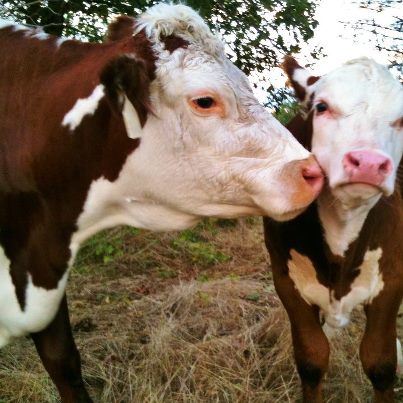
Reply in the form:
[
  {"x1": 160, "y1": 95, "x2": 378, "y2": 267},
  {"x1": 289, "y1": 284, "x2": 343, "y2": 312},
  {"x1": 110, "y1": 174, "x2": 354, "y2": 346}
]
[
  {"x1": 96, "y1": 4, "x2": 324, "y2": 227},
  {"x1": 283, "y1": 56, "x2": 403, "y2": 207}
]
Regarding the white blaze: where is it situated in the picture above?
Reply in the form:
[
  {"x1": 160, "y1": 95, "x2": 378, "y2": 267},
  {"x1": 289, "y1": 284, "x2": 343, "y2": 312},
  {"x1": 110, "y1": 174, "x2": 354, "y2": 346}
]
[{"x1": 62, "y1": 84, "x2": 105, "y2": 131}]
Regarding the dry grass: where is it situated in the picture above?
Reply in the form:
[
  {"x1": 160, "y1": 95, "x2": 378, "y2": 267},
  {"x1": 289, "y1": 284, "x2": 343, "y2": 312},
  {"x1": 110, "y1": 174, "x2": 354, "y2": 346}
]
[{"x1": 0, "y1": 218, "x2": 402, "y2": 402}]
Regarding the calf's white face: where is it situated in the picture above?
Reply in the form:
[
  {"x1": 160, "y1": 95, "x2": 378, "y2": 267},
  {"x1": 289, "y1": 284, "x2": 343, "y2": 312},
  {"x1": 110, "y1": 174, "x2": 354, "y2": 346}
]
[{"x1": 290, "y1": 58, "x2": 403, "y2": 205}]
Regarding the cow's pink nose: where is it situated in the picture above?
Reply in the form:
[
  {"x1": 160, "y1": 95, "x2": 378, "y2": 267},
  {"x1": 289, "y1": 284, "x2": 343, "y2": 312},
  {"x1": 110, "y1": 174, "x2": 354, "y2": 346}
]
[
  {"x1": 343, "y1": 150, "x2": 392, "y2": 186},
  {"x1": 301, "y1": 160, "x2": 324, "y2": 196}
]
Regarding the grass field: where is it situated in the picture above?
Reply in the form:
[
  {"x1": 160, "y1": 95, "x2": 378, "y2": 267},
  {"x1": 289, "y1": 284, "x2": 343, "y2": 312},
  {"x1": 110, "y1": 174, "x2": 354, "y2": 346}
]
[{"x1": 0, "y1": 218, "x2": 402, "y2": 402}]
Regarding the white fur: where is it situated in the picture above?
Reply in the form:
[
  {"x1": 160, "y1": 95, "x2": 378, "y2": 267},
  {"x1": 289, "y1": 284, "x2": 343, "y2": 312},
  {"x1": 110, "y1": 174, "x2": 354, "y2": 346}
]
[
  {"x1": 135, "y1": 3, "x2": 222, "y2": 55},
  {"x1": 292, "y1": 68, "x2": 315, "y2": 105},
  {"x1": 317, "y1": 189, "x2": 381, "y2": 256},
  {"x1": 62, "y1": 85, "x2": 105, "y2": 131},
  {"x1": 0, "y1": 246, "x2": 69, "y2": 347},
  {"x1": 288, "y1": 247, "x2": 384, "y2": 328}
]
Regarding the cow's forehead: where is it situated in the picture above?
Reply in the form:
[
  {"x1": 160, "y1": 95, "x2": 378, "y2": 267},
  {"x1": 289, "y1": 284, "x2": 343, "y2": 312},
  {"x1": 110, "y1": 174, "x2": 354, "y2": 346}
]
[{"x1": 314, "y1": 58, "x2": 403, "y2": 120}]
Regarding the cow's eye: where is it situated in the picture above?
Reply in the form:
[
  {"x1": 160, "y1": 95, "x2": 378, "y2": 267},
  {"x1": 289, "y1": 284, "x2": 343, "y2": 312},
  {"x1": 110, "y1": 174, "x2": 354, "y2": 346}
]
[
  {"x1": 193, "y1": 97, "x2": 215, "y2": 109},
  {"x1": 315, "y1": 102, "x2": 328, "y2": 114},
  {"x1": 188, "y1": 94, "x2": 225, "y2": 117}
]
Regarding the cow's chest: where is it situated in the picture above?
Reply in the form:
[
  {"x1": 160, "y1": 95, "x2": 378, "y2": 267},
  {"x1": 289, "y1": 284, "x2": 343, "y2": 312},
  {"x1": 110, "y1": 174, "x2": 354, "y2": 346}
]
[
  {"x1": 287, "y1": 247, "x2": 384, "y2": 328},
  {"x1": 0, "y1": 245, "x2": 69, "y2": 347}
]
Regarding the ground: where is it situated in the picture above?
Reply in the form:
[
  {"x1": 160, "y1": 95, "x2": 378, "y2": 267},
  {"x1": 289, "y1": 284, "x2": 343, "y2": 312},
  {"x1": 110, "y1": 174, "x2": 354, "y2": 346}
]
[{"x1": 0, "y1": 218, "x2": 402, "y2": 402}]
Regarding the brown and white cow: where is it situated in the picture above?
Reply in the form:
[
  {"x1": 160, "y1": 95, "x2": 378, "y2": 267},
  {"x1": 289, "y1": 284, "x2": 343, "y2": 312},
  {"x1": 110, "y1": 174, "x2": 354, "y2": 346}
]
[
  {"x1": 0, "y1": 4, "x2": 323, "y2": 402},
  {"x1": 264, "y1": 57, "x2": 403, "y2": 402}
]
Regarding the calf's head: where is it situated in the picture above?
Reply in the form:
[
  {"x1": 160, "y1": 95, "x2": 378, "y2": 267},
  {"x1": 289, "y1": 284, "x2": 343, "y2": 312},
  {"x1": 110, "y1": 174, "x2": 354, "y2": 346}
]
[
  {"x1": 100, "y1": 4, "x2": 323, "y2": 224},
  {"x1": 283, "y1": 56, "x2": 403, "y2": 206}
]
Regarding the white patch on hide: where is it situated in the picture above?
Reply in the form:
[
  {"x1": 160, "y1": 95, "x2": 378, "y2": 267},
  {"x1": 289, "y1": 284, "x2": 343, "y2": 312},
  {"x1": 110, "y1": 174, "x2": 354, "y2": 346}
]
[
  {"x1": 317, "y1": 191, "x2": 379, "y2": 257},
  {"x1": 288, "y1": 247, "x2": 384, "y2": 328},
  {"x1": 291, "y1": 68, "x2": 316, "y2": 105},
  {"x1": 73, "y1": 175, "x2": 200, "y2": 247},
  {"x1": 0, "y1": 246, "x2": 69, "y2": 348},
  {"x1": 62, "y1": 84, "x2": 105, "y2": 131}
]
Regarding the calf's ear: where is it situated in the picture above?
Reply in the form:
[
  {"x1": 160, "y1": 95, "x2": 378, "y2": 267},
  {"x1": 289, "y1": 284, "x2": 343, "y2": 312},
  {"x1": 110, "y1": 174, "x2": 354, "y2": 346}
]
[
  {"x1": 100, "y1": 55, "x2": 152, "y2": 139},
  {"x1": 281, "y1": 56, "x2": 320, "y2": 104}
]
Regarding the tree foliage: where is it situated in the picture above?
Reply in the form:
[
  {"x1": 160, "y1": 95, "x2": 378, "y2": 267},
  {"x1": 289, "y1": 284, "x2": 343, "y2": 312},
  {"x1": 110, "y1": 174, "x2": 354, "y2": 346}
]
[
  {"x1": 349, "y1": 0, "x2": 402, "y2": 79},
  {"x1": 0, "y1": 0, "x2": 319, "y2": 107}
]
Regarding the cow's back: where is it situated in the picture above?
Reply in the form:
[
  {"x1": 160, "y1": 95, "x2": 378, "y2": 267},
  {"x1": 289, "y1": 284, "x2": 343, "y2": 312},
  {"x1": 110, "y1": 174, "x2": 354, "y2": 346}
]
[{"x1": 0, "y1": 25, "x2": 135, "y2": 193}]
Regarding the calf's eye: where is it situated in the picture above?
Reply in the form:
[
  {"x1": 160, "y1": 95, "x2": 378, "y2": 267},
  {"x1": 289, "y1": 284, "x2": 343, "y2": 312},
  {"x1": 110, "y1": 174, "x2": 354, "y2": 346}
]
[
  {"x1": 193, "y1": 97, "x2": 215, "y2": 109},
  {"x1": 315, "y1": 102, "x2": 328, "y2": 114}
]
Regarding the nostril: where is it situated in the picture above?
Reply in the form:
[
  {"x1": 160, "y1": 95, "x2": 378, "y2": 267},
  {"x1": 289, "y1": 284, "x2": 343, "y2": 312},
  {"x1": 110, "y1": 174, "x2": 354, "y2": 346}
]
[
  {"x1": 302, "y1": 165, "x2": 324, "y2": 191},
  {"x1": 302, "y1": 166, "x2": 322, "y2": 180},
  {"x1": 345, "y1": 153, "x2": 360, "y2": 168},
  {"x1": 379, "y1": 159, "x2": 392, "y2": 175}
]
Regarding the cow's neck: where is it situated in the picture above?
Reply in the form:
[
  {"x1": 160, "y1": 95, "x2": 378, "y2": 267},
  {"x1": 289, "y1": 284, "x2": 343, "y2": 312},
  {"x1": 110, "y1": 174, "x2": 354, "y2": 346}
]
[{"x1": 317, "y1": 188, "x2": 380, "y2": 257}]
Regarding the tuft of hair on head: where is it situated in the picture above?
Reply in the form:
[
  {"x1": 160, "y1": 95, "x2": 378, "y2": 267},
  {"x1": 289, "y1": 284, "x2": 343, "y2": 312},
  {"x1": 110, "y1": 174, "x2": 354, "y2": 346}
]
[{"x1": 134, "y1": 2, "x2": 223, "y2": 54}]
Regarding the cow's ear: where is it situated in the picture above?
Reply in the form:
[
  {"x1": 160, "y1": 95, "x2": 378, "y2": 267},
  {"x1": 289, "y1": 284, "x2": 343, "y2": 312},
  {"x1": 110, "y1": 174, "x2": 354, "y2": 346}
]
[
  {"x1": 100, "y1": 55, "x2": 152, "y2": 139},
  {"x1": 105, "y1": 16, "x2": 136, "y2": 41},
  {"x1": 281, "y1": 56, "x2": 320, "y2": 103}
]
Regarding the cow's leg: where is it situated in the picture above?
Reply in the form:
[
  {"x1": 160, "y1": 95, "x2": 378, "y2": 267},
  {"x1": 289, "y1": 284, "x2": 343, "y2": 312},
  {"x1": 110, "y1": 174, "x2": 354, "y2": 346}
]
[
  {"x1": 273, "y1": 271, "x2": 329, "y2": 403},
  {"x1": 31, "y1": 295, "x2": 92, "y2": 403},
  {"x1": 360, "y1": 290, "x2": 402, "y2": 403}
]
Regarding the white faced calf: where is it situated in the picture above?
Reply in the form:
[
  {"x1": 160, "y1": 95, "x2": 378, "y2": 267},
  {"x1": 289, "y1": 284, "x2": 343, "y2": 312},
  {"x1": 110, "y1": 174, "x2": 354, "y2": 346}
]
[{"x1": 264, "y1": 57, "x2": 403, "y2": 403}]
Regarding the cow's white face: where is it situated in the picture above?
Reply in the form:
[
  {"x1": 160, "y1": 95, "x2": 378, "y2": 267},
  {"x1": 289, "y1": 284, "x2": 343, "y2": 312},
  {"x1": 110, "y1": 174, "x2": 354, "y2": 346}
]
[
  {"x1": 74, "y1": 4, "x2": 324, "y2": 241},
  {"x1": 289, "y1": 58, "x2": 403, "y2": 207},
  {"x1": 110, "y1": 4, "x2": 323, "y2": 227},
  {"x1": 133, "y1": 48, "x2": 321, "y2": 221}
]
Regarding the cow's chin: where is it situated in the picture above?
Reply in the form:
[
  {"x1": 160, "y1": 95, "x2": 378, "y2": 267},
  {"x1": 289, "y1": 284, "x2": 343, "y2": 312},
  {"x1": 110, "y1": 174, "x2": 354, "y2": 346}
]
[
  {"x1": 251, "y1": 191, "x2": 318, "y2": 222},
  {"x1": 331, "y1": 182, "x2": 385, "y2": 207},
  {"x1": 268, "y1": 206, "x2": 308, "y2": 222}
]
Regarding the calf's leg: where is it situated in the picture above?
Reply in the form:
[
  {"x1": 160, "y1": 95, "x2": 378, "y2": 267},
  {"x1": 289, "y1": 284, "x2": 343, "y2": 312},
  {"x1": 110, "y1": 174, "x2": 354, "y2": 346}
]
[
  {"x1": 360, "y1": 290, "x2": 402, "y2": 403},
  {"x1": 31, "y1": 295, "x2": 93, "y2": 403},
  {"x1": 273, "y1": 271, "x2": 330, "y2": 403}
]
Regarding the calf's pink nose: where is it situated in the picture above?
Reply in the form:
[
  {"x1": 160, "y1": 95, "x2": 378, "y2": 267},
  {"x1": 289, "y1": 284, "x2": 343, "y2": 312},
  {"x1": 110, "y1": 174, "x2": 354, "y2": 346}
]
[{"x1": 343, "y1": 150, "x2": 392, "y2": 186}]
